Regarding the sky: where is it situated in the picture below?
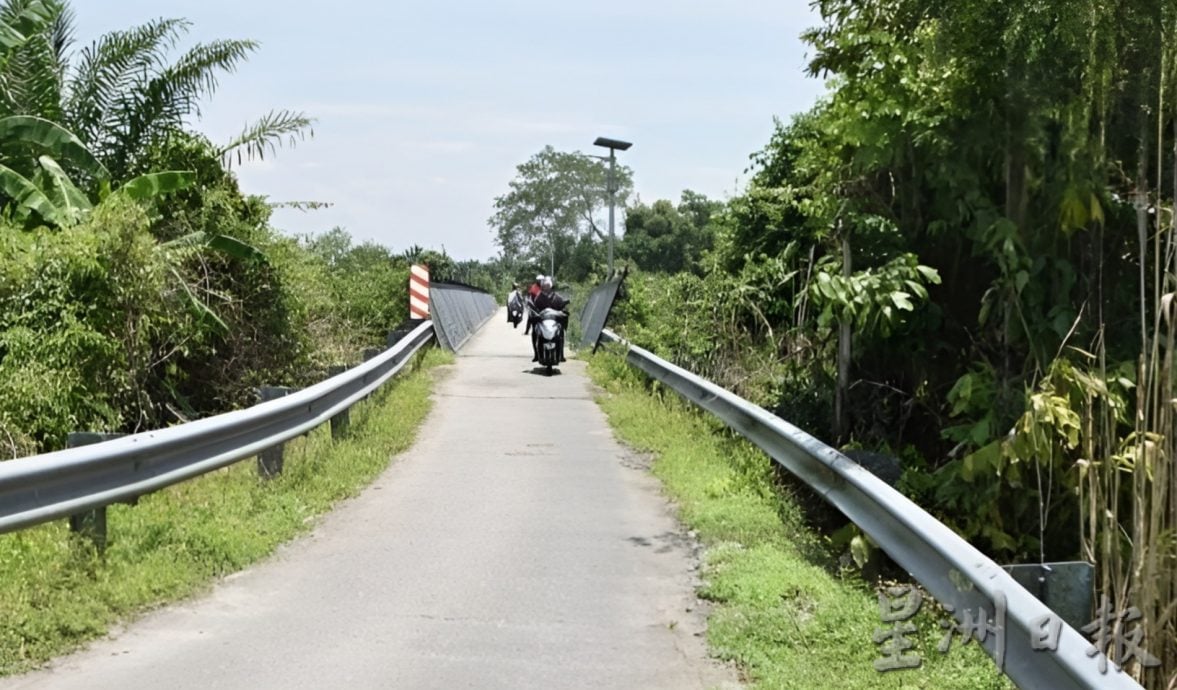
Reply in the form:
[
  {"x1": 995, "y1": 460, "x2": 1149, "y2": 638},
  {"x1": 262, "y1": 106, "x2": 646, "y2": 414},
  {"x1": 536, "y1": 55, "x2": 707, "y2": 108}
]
[{"x1": 72, "y1": 1, "x2": 827, "y2": 261}]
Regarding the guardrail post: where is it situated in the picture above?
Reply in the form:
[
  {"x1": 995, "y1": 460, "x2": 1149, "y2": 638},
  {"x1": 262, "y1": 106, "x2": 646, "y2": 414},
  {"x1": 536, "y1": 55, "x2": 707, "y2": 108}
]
[
  {"x1": 257, "y1": 386, "x2": 294, "y2": 477},
  {"x1": 363, "y1": 347, "x2": 381, "y2": 361},
  {"x1": 66, "y1": 432, "x2": 124, "y2": 553},
  {"x1": 328, "y1": 365, "x2": 350, "y2": 439}
]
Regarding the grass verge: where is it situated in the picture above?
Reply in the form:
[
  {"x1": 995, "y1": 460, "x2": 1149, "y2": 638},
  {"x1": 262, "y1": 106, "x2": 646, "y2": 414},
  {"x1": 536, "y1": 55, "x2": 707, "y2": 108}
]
[
  {"x1": 0, "y1": 346, "x2": 453, "y2": 676},
  {"x1": 587, "y1": 350, "x2": 1014, "y2": 690}
]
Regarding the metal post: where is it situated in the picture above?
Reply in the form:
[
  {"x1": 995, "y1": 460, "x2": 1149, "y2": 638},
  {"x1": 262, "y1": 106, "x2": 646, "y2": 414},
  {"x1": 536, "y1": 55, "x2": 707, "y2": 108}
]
[
  {"x1": 328, "y1": 365, "x2": 350, "y2": 439},
  {"x1": 66, "y1": 432, "x2": 124, "y2": 553},
  {"x1": 607, "y1": 149, "x2": 616, "y2": 278},
  {"x1": 257, "y1": 386, "x2": 293, "y2": 477},
  {"x1": 835, "y1": 219, "x2": 851, "y2": 443}
]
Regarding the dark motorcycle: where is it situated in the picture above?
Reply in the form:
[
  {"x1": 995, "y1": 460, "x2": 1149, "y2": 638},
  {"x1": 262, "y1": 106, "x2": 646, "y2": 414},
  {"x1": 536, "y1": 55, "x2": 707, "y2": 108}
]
[{"x1": 507, "y1": 292, "x2": 524, "y2": 328}]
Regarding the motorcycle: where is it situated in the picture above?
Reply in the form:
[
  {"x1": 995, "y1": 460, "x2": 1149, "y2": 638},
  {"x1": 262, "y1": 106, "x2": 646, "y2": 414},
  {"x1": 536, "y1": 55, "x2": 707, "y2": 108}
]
[
  {"x1": 507, "y1": 292, "x2": 524, "y2": 328},
  {"x1": 532, "y1": 307, "x2": 567, "y2": 375}
]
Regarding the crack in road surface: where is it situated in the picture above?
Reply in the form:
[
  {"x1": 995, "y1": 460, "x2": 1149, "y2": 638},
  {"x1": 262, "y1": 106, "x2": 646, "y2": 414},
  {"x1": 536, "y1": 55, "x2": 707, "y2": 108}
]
[{"x1": 1, "y1": 308, "x2": 740, "y2": 690}]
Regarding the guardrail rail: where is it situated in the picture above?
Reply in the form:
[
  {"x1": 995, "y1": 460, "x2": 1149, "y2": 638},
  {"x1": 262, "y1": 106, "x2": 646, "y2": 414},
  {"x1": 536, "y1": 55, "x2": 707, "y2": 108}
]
[
  {"x1": 599, "y1": 328, "x2": 1143, "y2": 690},
  {"x1": 0, "y1": 321, "x2": 436, "y2": 537}
]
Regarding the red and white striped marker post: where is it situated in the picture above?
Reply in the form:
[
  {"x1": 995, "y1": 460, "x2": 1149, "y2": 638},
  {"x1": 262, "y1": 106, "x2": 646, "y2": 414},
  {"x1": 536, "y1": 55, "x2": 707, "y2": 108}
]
[{"x1": 409, "y1": 264, "x2": 430, "y2": 320}]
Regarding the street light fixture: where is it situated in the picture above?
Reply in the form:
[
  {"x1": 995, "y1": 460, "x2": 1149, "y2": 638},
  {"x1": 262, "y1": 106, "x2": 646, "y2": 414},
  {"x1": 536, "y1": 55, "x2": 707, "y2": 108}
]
[{"x1": 593, "y1": 136, "x2": 632, "y2": 277}]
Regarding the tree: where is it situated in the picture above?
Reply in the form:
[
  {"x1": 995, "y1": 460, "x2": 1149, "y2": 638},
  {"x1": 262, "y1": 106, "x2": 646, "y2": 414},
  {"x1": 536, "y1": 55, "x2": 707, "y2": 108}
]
[
  {"x1": 604, "y1": 1, "x2": 1177, "y2": 682},
  {"x1": 621, "y1": 191, "x2": 719, "y2": 274},
  {"x1": 0, "y1": 0, "x2": 313, "y2": 185},
  {"x1": 490, "y1": 145, "x2": 633, "y2": 277}
]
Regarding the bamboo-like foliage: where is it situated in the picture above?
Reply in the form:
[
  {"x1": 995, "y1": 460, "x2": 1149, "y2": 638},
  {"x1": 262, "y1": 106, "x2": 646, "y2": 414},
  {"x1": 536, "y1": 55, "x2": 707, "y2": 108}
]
[{"x1": 1074, "y1": 4, "x2": 1177, "y2": 686}]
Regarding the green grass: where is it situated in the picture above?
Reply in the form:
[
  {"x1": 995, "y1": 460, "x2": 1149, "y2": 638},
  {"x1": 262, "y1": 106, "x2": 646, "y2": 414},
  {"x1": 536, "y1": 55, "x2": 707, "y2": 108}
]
[
  {"x1": 0, "y1": 347, "x2": 453, "y2": 676},
  {"x1": 587, "y1": 351, "x2": 1015, "y2": 690}
]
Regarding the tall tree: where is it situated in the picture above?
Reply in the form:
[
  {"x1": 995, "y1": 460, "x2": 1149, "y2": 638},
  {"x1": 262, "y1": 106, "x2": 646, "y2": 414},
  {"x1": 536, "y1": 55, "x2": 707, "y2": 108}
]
[{"x1": 490, "y1": 145, "x2": 633, "y2": 276}]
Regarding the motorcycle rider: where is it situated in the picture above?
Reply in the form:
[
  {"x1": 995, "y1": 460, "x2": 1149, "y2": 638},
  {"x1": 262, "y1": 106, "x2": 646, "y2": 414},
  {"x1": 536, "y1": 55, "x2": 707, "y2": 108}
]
[
  {"x1": 530, "y1": 277, "x2": 568, "y2": 363},
  {"x1": 507, "y1": 283, "x2": 523, "y2": 327},
  {"x1": 523, "y1": 275, "x2": 543, "y2": 335}
]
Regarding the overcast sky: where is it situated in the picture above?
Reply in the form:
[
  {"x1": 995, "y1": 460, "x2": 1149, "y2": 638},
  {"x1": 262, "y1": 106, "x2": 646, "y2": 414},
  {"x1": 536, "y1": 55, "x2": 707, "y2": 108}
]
[{"x1": 73, "y1": 1, "x2": 827, "y2": 260}]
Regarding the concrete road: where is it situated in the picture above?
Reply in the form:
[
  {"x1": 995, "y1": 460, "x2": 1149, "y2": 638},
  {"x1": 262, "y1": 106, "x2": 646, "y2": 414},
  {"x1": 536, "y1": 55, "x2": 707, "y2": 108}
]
[{"x1": 2, "y1": 311, "x2": 738, "y2": 690}]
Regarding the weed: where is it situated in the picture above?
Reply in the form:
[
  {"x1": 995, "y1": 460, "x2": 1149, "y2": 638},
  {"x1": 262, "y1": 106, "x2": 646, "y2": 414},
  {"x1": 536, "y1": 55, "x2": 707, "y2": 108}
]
[{"x1": 587, "y1": 350, "x2": 1013, "y2": 690}]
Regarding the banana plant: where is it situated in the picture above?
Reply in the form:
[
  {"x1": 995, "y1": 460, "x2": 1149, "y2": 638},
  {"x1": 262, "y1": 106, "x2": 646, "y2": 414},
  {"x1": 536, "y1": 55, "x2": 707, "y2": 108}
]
[
  {"x1": 0, "y1": 114, "x2": 267, "y2": 334},
  {"x1": 0, "y1": 115, "x2": 197, "y2": 228}
]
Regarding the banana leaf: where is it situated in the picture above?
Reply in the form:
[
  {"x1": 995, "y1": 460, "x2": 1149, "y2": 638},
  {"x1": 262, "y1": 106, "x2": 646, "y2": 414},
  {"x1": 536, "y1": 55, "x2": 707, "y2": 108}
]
[
  {"x1": 118, "y1": 171, "x2": 194, "y2": 200},
  {"x1": 0, "y1": 163, "x2": 65, "y2": 228},
  {"x1": 0, "y1": 116, "x2": 109, "y2": 180},
  {"x1": 35, "y1": 156, "x2": 93, "y2": 226}
]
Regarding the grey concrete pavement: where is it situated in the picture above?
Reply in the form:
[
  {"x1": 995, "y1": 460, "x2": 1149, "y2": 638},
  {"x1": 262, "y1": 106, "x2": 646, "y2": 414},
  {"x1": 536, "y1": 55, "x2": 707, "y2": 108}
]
[{"x1": 1, "y1": 310, "x2": 738, "y2": 690}]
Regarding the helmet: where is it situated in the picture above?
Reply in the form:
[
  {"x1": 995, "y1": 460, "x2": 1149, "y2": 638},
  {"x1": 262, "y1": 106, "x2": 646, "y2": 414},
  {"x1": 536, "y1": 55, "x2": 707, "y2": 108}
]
[
  {"x1": 541, "y1": 277, "x2": 553, "y2": 290},
  {"x1": 535, "y1": 274, "x2": 544, "y2": 282}
]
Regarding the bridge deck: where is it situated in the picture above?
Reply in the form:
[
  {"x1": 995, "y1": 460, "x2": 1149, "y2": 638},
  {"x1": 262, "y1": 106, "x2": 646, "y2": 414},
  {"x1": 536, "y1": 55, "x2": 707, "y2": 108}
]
[{"x1": 2, "y1": 310, "x2": 736, "y2": 689}]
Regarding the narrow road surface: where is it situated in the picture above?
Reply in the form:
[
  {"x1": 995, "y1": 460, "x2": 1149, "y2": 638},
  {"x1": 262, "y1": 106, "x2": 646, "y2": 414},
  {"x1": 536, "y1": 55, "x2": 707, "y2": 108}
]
[{"x1": 3, "y1": 311, "x2": 737, "y2": 690}]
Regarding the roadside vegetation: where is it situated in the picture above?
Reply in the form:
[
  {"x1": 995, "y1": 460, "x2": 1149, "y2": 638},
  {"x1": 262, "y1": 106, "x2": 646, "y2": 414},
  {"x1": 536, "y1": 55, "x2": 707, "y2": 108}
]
[
  {"x1": 488, "y1": 2, "x2": 1177, "y2": 686},
  {"x1": 0, "y1": 346, "x2": 452, "y2": 676},
  {"x1": 0, "y1": 1, "x2": 474, "y2": 455},
  {"x1": 589, "y1": 351, "x2": 1012, "y2": 689},
  {"x1": 0, "y1": 1, "x2": 469, "y2": 675}
]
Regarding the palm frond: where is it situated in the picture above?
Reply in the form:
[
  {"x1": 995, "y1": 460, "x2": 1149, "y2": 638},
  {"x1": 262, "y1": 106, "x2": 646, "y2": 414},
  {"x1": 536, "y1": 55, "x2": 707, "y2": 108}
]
[
  {"x1": 269, "y1": 199, "x2": 333, "y2": 211},
  {"x1": 0, "y1": 0, "x2": 63, "y2": 118},
  {"x1": 0, "y1": 0, "x2": 54, "y2": 50},
  {"x1": 63, "y1": 17, "x2": 189, "y2": 150},
  {"x1": 219, "y1": 109, "x2": 314, "y2": 168},
  {"x1": 153, "y1": 38, "x2": 258, "y2": 117},
  {"x1": 45, "y1": 0, "x2": 68, "y2": 65},
  {"x1": 2, "y1": 30, "x2": 60, "y2": 116},
  {"x1": 107, "y1": 38, "x2": 257, "y2": 178},
  {"x1": 0, "y1": 21, "x2": 22, "y2": 52}
]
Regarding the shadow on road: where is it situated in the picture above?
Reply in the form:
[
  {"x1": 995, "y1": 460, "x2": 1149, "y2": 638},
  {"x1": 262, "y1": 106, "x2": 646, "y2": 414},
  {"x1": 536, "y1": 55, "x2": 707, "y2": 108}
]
[{"x1": 522, "y1": 367, "x2": 564, "y2": 377}]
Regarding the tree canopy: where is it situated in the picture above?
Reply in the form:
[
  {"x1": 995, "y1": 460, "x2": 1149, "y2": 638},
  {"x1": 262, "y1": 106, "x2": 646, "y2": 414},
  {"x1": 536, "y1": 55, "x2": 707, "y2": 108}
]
[
  {"x1": 603, "y1": 1, "x2": 1177, "y2": 683},
  {"x1": 620, "y1": 191, "x2": 719, "y2": 275},
  {"x1": 490, "y1": 145, "x2": 633, "y2": 277}
]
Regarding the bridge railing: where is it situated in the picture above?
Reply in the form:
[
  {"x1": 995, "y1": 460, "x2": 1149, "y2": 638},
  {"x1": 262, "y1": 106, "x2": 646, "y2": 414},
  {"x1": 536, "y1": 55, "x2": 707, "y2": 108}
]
[
  {"x1": 599, "y1": 328, "x2": 1142, "y2": 690},
  {"x1": 0, "y1": 321, "x2": 435, "y2": 537},
  {"x1": 430, "y1": 282, "x2": 498, "y2": 351}
]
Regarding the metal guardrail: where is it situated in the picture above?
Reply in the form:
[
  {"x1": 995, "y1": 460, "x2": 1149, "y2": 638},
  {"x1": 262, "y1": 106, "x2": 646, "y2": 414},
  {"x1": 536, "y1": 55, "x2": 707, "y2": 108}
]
[
  {"x1": 430, "y1": 282, "x2": 497, "y2": 351},
  {"x1": 0, "y1": 321, "x2": 435, "y2": 536},
  {"x1": 600, "y1": 328, "x2": 1143, "y2": 690}
]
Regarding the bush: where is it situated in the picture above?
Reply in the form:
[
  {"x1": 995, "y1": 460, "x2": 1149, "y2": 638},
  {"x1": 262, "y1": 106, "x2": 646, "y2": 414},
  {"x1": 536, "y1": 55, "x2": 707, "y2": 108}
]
[{"x1": 0, "y1": 200, "x2": 172, "y2": 451}]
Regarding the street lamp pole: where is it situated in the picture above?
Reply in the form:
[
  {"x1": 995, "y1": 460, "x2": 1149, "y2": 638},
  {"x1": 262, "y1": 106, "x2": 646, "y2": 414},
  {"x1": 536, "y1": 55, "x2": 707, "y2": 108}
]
[{"x1": 593, "y1": 136, "x2": 632, "y2": 278}]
